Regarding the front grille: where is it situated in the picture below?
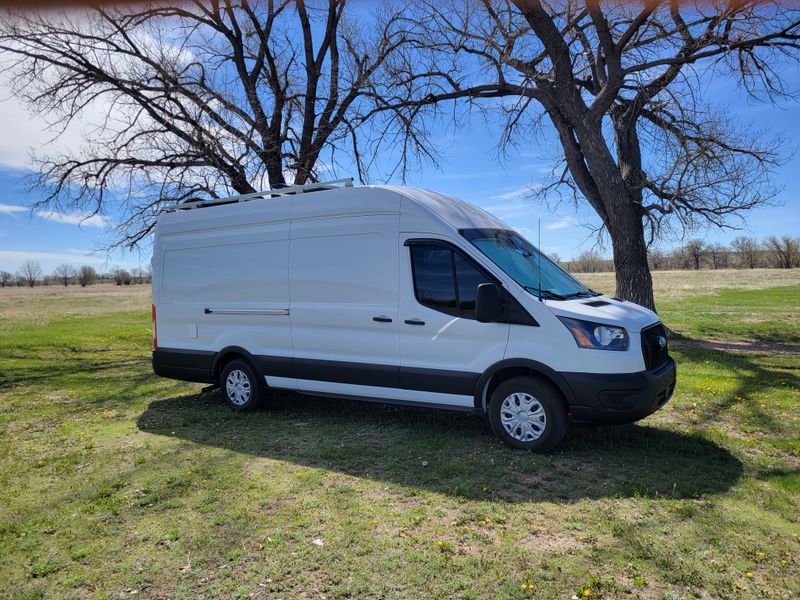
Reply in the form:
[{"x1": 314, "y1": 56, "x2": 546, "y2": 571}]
[{"x1": 641, "y1": 323, "x2": 669, "y2": 371}]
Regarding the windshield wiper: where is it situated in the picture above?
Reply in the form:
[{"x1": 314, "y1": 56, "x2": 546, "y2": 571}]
[
  {"x1": 562, "y1": 289, "x2": 602, "y2": 299},
  {"x1": 523, "y1": 286, "x2": 567, "y2": 300}
]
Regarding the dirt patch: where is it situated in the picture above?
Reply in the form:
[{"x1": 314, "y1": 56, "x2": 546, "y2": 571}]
[
  {"x1": 515, "y1": 532, "x2": 582, "y2": 553},
  {"x1": 671, "y1": 338, "x2": 800, "y2": 354}
]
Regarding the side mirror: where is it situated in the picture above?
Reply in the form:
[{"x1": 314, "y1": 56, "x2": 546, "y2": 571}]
[{"x1": 476, "y1": 283, "x2": 503, "y2": 323}]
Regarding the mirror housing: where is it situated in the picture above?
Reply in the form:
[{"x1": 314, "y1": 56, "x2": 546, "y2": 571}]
[{"x1": 476, "y1": 283, "x2": 503, "y2": 323}]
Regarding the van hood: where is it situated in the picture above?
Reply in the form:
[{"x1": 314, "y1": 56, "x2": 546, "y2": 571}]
[{"x1": 544, "y1": 295, "x2": 659, "y2": 333}]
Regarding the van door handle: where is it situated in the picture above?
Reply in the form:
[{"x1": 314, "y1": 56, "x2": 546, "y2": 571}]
[
  {"x1": 373, "y1": 316, "x2": 393, "y2": 323},
  {"x1": 404, "y1": 319, "x2": 426, "y2": 326}
]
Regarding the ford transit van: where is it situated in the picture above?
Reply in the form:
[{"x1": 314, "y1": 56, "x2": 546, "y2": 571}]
[{"x1": 151, "y1": 178, "x2": 675, "y2": 451}]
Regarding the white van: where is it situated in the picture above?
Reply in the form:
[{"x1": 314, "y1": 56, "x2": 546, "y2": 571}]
[{"x1": 151, "y1": 178, "x2": 675, "y2": 451}]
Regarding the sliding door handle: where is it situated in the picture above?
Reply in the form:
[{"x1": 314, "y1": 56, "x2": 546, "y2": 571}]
[
  {"x1": 404, "y1": 319, "x2": 426, "y2": 326},
  {"x1": 372, "y1": 316, "x2": 393, "y2": 323}
]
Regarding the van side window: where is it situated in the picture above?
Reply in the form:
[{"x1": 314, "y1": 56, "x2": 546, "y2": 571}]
[
  {"x1": 410, "y1": 244, "x2": 494, "y2": 319},
  {"x1": 410, "y1": 245, "x2": 458, "y2": 315}
]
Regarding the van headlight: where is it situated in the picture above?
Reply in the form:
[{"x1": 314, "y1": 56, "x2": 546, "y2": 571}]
[{"x1": 558, "y1": 317, "x2": 629, "y2": 351}]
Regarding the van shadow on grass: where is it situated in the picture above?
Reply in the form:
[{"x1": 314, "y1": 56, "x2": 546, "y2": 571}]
[{"x1": 137, "y1": 390, "x2": 743, "y2": 503}]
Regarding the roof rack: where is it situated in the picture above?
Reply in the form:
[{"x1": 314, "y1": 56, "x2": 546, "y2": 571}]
[{"x1": 164, "y1": 177, "x2": 354, "y2": 212}]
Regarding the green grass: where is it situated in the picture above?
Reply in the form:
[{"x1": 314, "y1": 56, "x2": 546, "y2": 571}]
[
  {"x1": 1, "y1": 275, "x2": 799, "y2": 599},
  {"x1": 660, "y1": 285, "x2": 800, "y2": 343}
]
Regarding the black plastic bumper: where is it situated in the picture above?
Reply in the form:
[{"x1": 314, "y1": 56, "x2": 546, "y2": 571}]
[
  {"x1": 152, "y1": 348, "x2": 215, "y2": 384},
  {"x1": 563, "y1": 357, "x2": 676, "y2": 425}
]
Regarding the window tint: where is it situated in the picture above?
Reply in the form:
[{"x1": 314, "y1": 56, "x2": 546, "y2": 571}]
[
  {"x1": 410, "y1": 245, "x2": 457, "y2": 315},
  {"x1": 454, "y1": 252, "x2": 492, "y2": 318},
  {"x1": 410, "y1": 244, "x2": 494, "y2": 319}
]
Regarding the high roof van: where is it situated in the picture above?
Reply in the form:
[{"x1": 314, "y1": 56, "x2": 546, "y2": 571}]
[{"x1": 151, "y1": 178, "x2": 675, "y2": 451}]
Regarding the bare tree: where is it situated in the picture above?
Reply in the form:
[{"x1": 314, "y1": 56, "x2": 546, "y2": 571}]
[
  {"x1": 731, "y1": 236, "x2": 761, "y2": 269},
  {"x1": 647, "y1": 247, "x2": 668, "y2": 271},
  {"x1": 0, "y1": 271, "x2": 12, "y2": 288},
  {"x1": 77, "y1": 265, "x2": 97, "y2": 287},
  {"x1": 683, "y1": 239, "x2": 706, "y2": 270},
  {"x1": 380, "y1": 0, "x2": 799, "y2": 310},
  {"x1": 0, "y1": 1, "x2": 416, "y2": 248},
  {"x1": 53, "y1": 264, "x2": 75, "y2": 287},
  {"x1": 18, "y1": 260, "x2": 42, "y2": 287},
  {"x1": 707, "y1": 243, "x2": 729, "y2": 269},
  {"x1": 113, "y1": 268, "x2": 132, "y2": 286},
  {"x1": 572, "y1": 249, "x2": 605, "y2": 273},
  {"x1": 764, "y1": 235, "x2": 800, "y2": 268}
]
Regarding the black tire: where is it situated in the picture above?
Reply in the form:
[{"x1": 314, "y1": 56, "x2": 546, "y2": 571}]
[
  {"x1": 487, "y1": 376, "x2": 567, "y2": 452},
  {"x1": 220, "y1": 359, "x2": 265, "y2": 411}
]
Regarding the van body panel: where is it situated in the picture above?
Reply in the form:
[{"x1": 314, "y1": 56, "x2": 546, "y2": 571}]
[
  {"x1": 289, "y1": 214, "x2": 400, "y2": 370},
  {"x1": 154, "y1": 204, "x2": 291, "y2": 363}
]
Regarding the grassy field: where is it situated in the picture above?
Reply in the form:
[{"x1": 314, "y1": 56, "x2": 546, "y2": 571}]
[{"x1": 0, "y1": 270, "x2": 798, "y2": 599}]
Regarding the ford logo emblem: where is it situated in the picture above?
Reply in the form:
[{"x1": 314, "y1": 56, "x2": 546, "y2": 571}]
[{"x1": 657, "y1": 335, "x2": 667, "y2": 349}]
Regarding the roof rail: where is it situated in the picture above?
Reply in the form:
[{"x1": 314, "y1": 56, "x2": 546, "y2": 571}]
[{"x1": 164, "y1": 177, "x2": 354, "y2": 212}]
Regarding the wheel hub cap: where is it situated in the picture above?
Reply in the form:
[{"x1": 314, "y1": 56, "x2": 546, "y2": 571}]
[
  {"x1": 500, "y1": 392, "x2": 546, "y2": 442},
  {"x1": 225, "y1": 369, "x2": 252, "y2": 406}
]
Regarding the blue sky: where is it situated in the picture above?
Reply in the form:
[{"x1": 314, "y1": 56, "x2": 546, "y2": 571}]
[{"x1": 1, "y1": 29, "x2": 799, "y2": 275}]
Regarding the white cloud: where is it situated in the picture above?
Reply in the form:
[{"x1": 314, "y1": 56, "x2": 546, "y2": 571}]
[
  {"x1": 0, "y1": 78, "x2": 89, "y2": 170},
  {"x1": 0, "y1": 202, "x2": 110, "y2": 228},
  {"x1": 519, "y1": 163, "x2": 552, "y2": 174},
  {"x1": 0, "y1": 20, "x2": 197, "y2": 171},
  {"x1": 488, "y1": 186, "x2": 530, "y2": 201},
  {"x1": 0, "y1": 203, "x2": 27, "y2": 214},
  {"x1": 35, "y1": 210, "x2": 109, "y2": 229},
  {"x1": 0, "y1": 249, "x2": 108, "y2": 266},
  {"x1": 545, "y1": 217, "x2": 575, "y2": 231}
]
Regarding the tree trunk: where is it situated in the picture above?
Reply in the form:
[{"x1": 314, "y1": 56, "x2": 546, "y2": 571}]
[{"x1": 608, "y1": 206, "x2": 655, "y2": 312}]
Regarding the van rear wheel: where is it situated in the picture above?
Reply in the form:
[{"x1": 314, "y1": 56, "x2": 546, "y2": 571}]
[
  {"x1": 488, "y1": 376, "x2": 567, "y2": 452},
  {"x1": 220, "y1": 359, "x2": 264, "y2": 411}
]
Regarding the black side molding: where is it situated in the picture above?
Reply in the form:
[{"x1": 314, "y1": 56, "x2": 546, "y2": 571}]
[
  {"x1": 153, "y1": 348, "x2": 480, "y2": 398},
  {"x1": 152, "y1": 348, "x2": 216, "y2": 383}
]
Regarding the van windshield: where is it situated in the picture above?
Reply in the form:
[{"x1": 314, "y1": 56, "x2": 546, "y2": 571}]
[{"x1": 460, "y1": 228, "x2": 598, "y2": 300}]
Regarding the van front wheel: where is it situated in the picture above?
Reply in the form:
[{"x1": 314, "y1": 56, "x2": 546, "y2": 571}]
[
  {"x1": 220, "y1": 359, "x2": 264, "y2": 411},
  {"x1": 487, "y1": 376, "x2": 567, "y2": 452}
]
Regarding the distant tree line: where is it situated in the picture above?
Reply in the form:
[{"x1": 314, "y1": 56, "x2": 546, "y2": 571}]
[
  {"x1": 562, "y1": 235, "x2": 800, "y2": 273},
  {"x1": 0, "y1": 262, "x2": 151, "y2": 288}
]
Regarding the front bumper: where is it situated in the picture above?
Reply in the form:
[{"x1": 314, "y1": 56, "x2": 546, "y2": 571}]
[{"x1": 563, "y1": 357, "x2": 676, "y2": 425}]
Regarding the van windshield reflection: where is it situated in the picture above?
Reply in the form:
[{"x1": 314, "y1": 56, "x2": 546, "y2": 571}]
[{"x1": 460, "y1": 228, "x2": 598, "y2": 300}]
